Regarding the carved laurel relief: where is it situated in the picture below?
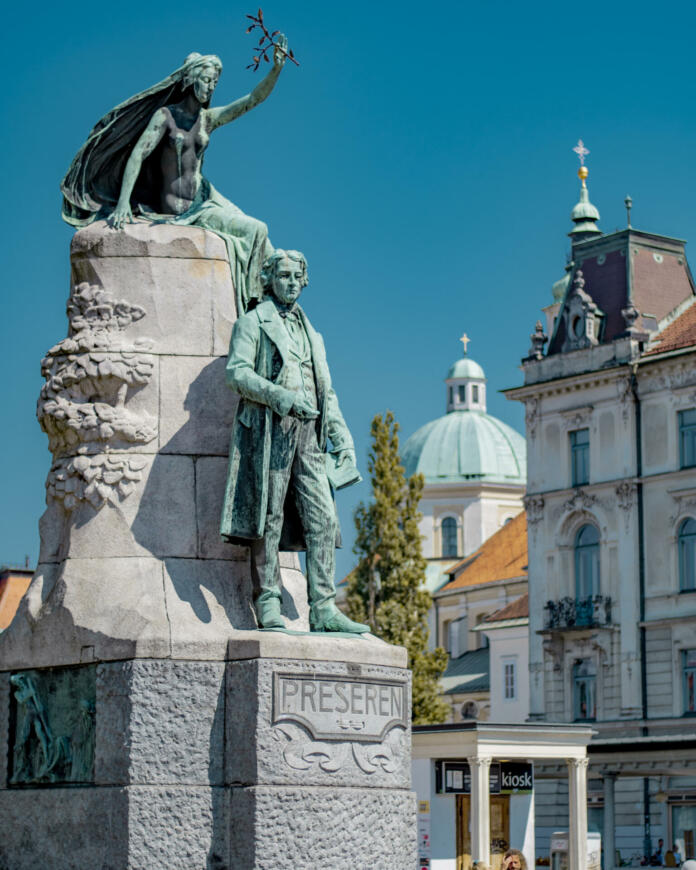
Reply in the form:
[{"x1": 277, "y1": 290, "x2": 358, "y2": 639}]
[
  {"x1": 46, "y1": 455, "x2": 149, "y2": 510},
  {"x1": 37, "y1": 282, "x2": 156, "y2": 510}
]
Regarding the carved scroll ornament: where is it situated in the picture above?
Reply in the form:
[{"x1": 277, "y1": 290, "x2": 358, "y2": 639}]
[{"x1": 273, "y1": 721, "x2": 407, "y2": 775}]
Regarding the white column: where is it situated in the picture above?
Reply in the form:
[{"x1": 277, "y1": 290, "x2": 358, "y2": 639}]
[
  {"x1": 522, "y1": 789, "x2": 536, "y2": 870},
  {"x1": 567, "y1": 757, "x2": 589, "y2": 870},
  {"x1": 468, "y1": 756, "x2": 491, "y2": 865},
  {"x1": 603, "y1": 772, "x2": 616, "y2": 870}
]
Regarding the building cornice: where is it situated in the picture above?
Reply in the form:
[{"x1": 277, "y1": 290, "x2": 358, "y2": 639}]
[
  {"x1": 505, "y1": 341, "x2": 695, "y2": 403},
  {"x1": 639, "y1": 614, "x2": 696, "y2": 629},
  {"x1": 503, "y1": 364, "x2": 630, "y2": 401},
  {"x1": 524, "y1": 466, "x2": 695, "y2": 502}
]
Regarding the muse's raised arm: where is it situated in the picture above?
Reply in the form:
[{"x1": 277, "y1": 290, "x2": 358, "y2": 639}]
[
  {"x1": 110, "y1": 109, "x2": 168, "y2": 229},
  {"x1": 208, "y1": 35, "x2": 287, "y2": 131}
]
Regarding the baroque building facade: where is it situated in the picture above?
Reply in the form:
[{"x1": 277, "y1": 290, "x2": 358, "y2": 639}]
[{"x1": 506, "y1": 163, "x2": 696, "y2": 861}]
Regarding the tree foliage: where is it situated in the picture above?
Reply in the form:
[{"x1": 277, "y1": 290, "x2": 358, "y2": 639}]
[{"x1": 347, "y1": 412, "x2": 449, "y2": 724}]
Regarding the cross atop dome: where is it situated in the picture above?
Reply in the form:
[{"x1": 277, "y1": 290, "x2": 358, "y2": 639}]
[
  {"x1": 573, "y1": 139, "x2": 590, "y2": 166},
  {"x1": 459, "y1": 332, "x2": 471, "y2": 355}
]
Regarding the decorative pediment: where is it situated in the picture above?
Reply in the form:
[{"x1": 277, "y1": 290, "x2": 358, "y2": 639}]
[
  {"x1": 669, "y1": 487, "x2": 696, "y2": 525},
  {"x1": 560, "y1": 404, "x2": 593, "y2": 430},
  {"x1": 563, "y1": 489, "x2": 596, "y2": 514},
  {"x1": 561, "y1": 270, "x2": 604, "y2": 352}
]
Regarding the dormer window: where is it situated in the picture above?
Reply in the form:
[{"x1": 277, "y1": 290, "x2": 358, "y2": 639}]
[{"x1": 562, "y1": 270, "x2": 605, "y2": 353}]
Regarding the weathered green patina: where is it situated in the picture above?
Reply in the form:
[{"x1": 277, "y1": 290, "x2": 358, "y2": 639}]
[
  {"x1": 220, "y1": 251, "x2": 368, "y2": 634},
  {"x1": 61, "y1": 41, "x2": 288, "y2": 315},
  {"x1": 9, "y1": 667, "x2": 95, "y2": 786}
]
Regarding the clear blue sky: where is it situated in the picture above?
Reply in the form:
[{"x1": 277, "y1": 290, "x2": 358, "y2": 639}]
[{"x1": 4, "y1": 0, "x2": 696, "y2": 579}]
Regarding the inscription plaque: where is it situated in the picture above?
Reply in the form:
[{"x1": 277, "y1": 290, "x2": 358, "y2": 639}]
[{"x1": 272, "y1": 672, "x2": 408, "y2": 742}]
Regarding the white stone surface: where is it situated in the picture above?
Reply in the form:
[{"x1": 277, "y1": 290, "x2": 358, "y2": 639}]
[
  {"x1": 71, "y1": 255, "x2": 228, "y2": 356},
  {"x1": 159, "y1": 356, "x2": 237, "y2": 455},
  {"x1": 60, "y1": 454, "x2": 197, "y2": 559},
  {"x1": 163, "y1": 558, "x2": 257, "y2": 659},
  {"x1": 195, "y1": 456, "x2": 246, "y2": 558},
  {"x1": 1, "y1": 557, "x2": 170, "y2": 668},
  {"x1": 71, "y1": 219, "x2": 230, "y2": 260}
]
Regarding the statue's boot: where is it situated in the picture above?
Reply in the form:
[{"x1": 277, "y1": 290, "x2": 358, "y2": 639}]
[
  {"x1": 255, "y1": 598, "x2": 285, "y2": 629},
  {"x1": 310, "y1": 604, "x2": 370, "y2": 634}
]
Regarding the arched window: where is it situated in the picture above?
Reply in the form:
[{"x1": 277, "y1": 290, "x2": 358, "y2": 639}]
[
  {"x1": 573, "y1": 659, "x2": 596, "y2": 721},
  {"x1": 575, "y1": 524, "x2": 600, "y2": 599},
  {"x1": 679, "y1": 517, "x2": 696, "y2": 592},
  {"x1": 441, "y1": 517, "x2": 458, "y2": 558},
  {"x1": 461, "y1": 701, "x2": 478, "y2": 721}
]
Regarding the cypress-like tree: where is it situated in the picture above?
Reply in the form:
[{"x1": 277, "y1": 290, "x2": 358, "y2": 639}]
[{"x1": 347, "y1": 411, "x2": 449, "y2": 724}]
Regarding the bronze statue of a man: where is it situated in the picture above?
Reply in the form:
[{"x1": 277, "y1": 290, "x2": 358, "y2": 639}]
[{"x1": 220, "y1": 250, "x2": 368, "y2": 634}]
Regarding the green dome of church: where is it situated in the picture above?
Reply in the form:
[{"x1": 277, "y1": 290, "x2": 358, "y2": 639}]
[
  {"x1": 402, "y1": 410, "x2": 526, "y2": 484},
  {"x1": 402, "y1": 340, "x2": 526, "y2": 485}
]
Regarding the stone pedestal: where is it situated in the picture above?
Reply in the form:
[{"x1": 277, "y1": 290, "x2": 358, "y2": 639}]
[{"x1": 0, "y1": 223, "x2": 415, "y2": 868}]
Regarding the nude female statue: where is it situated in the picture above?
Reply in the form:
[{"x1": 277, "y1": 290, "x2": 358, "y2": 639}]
[{"x1": 61, "y1": 40, "x2": 288, "y2": 313}]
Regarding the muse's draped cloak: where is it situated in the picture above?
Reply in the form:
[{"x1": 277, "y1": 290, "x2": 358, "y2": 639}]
[{"x1": 61, "y1": 58, "x2": 270, "y2": 314}]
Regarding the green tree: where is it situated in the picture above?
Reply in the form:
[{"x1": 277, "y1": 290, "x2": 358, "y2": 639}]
[{"x1": 347, "y1": 411, "x2": 449, "y2": 724}]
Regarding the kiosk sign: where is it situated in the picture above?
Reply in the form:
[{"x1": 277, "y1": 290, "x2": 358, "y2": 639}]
[
  {"x1": 438, "y1": 761, "x2": 533, "y2": 794},
  {"x1": 500, "y1": 762, "x2": 534, "y2": 793}
]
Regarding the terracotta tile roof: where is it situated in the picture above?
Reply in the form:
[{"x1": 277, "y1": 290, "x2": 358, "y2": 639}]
[
  {"x1": 437, "y1": 511, "x2": 527, "y2": 593},
  {"x1": 643, "y1": 298, "x2": 696, "y2": 356},
  {"x1": 486, "y1": 593, "x2": 529, "y2": 623},
  {"x1": 632, "y1": 247, "x2": 695, "y2": 326}
]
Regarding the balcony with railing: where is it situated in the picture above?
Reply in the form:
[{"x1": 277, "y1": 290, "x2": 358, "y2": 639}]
[{"x1": 543, "y1": 595, "x2": 612, "y2": 631}]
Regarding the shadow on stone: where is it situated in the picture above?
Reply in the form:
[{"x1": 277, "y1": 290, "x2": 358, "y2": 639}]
[
  {"x1": 130, "y1": 360, "x2": 253, "y2": 635},
  {"x1": 207, "y1": 672, "x2": 229, "y2": 869}
]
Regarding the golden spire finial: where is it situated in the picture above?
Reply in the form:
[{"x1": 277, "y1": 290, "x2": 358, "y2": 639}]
[
  {"x1": 459, "y1": 332, "x2": 470, "y2": 355},
  {"x1": 573, "y1": 140, "x2": 590, "y2": 187}
]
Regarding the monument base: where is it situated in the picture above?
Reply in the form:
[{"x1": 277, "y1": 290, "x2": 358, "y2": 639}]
[{"x1": 0, "y1": 635, "x2": 415, "y2": 869}]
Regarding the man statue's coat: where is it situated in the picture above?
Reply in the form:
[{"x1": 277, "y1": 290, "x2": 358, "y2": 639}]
[{"x1": 220, "y1": 298, "x2": 354, "y2": 551}]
